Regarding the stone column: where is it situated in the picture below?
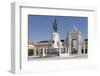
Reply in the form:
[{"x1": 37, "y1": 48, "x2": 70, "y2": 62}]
[
  {"x1": 77, "y1": 34, "x2": 82, "y2": 55},
  {"x1": 42, "y1": 48, "x2": 45, "y2": 57},
  {"x1": 45, "y1": 47, "x2": 47, "y2": 56},
  {"x1": 83, "y1": 41, "x2": 85, "y2": 54},
  {"x1": 34, "y1": 49, "x2": 36, "y2": 56},
  {"x1": 38, "y1": 48, "x2": 41, "y2": 57},
  {"x1": 67, "y1": 33, "x2": 71, "y2": 55},
  {"x1": 67, "y1": 47, "x2": 69, "y2": 55},
  {"x1": 58, "y1": 48, "x2": 61, "y2": 56},
  {"x1": 65, "y1": 48, "x2": 67, "y2": 53}
]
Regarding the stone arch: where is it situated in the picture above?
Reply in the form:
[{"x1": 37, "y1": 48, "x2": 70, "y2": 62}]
[{"x1": 71, "y1": 39, "x2": 78, "y2": 54}]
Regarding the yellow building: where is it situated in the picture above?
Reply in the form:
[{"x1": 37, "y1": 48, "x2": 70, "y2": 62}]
[{"x1": 28, "y1": 41, "x2": 48, "y2": 56}]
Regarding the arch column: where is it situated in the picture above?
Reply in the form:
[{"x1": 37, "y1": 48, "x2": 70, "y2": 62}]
[{"x1": 83, "y1": 41, "x2": 85, "y2": 54}]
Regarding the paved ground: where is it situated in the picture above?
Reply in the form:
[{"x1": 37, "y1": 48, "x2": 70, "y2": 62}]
[{"x1": 28, "y1": 54, "x2": 88, "y2": 61}]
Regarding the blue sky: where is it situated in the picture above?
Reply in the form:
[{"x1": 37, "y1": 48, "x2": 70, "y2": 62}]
[{"x1": 28, "y1": 15, "x2": 88, "y2": 42}]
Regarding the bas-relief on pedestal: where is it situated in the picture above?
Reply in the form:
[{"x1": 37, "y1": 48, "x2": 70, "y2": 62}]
[{"x1": 50, "y1": 32, "x2": 63, "y2": 48}]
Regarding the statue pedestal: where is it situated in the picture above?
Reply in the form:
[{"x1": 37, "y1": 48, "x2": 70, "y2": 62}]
[{"x1": 50, "y1": 32, "x2": 63, "y2": 48}]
